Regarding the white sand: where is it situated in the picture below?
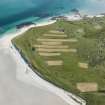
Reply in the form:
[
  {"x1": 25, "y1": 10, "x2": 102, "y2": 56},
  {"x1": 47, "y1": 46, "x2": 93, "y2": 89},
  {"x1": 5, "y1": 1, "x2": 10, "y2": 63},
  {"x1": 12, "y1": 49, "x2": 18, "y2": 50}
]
[
  {"x1": 78, "y1": 63, "x2": 88, "y2": 69},
  {"x1": 0, "y1": 20, "x2": 56, "y2": 49},
  {"x1": 0, "y1": 48, "x2": 68, "y2": 105},
  {"x1": 65, "y1": 14, "x2": 105, "y2": 20},
  {"x1": 0, "y1": 18, "x2": 86, "y2": 105},
  {"x1": 65, "y1": 14, "x2": 82, "y2": 21}
]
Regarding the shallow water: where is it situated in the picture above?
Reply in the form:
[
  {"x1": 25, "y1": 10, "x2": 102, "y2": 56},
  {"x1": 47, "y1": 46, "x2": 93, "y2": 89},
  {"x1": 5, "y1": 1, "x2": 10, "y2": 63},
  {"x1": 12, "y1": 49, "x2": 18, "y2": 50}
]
[{"x1": 0, "y1": 0, "x2": 105, "y2": 35}]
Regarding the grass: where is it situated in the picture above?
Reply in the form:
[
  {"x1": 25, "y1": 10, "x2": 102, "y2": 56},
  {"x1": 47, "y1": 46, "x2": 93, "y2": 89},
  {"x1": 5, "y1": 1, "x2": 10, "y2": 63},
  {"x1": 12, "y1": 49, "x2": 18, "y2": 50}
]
[{"x1": 12, "y1": 16, "x2": 105, "y2": 105}]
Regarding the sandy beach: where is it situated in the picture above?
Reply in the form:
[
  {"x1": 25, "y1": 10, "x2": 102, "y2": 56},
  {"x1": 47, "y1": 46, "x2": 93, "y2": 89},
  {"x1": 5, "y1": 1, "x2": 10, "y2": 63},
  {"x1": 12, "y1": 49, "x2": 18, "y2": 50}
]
[
  {"x1": 0, "y1": 17, "x2": 88, "y2": 105},
  {"x1": 0, "y1": 48, "x2": 68, "y2": 105},
  {"x1": 0, "y1": 20, "x2": 70, "y2": 105}
]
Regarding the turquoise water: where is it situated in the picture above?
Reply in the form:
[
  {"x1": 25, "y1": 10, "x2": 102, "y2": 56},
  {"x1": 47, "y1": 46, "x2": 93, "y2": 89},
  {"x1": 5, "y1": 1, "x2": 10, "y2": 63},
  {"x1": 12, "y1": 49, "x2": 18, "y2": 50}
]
[{"x1": 0, "y1": 0, "x2": 105, "y2": 35}]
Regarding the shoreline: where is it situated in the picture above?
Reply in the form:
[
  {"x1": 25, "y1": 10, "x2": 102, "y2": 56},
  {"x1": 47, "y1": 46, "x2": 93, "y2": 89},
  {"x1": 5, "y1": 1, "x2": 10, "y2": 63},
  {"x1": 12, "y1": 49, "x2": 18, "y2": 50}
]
[
  {"x1": 0, "y1": 19, "x2": 56, "y2": 49},
  {"x1": 0, "y1": 14, "x2": 104, "y2": 105}
]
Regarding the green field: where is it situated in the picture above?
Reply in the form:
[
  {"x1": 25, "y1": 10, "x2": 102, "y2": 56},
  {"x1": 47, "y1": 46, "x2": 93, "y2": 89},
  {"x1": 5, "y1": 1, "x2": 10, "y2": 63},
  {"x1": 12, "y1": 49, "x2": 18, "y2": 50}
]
[{"x1": 12, "y1": 16, "x2": 105, "y2": 105}]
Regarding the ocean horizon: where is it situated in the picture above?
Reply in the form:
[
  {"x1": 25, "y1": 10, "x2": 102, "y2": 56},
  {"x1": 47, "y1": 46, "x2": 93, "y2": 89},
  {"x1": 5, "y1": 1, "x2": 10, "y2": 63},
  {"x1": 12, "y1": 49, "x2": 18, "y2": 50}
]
[{"x1": 0, "y1": 0, "x2": 105, "y2": 35}]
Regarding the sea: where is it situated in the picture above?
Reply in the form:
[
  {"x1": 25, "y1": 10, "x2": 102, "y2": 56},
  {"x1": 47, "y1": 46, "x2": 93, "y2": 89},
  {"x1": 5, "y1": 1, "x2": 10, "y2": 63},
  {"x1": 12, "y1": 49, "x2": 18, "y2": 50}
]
[{"x1": 0, "y1": 0, "x2": 105, "y2": 35}]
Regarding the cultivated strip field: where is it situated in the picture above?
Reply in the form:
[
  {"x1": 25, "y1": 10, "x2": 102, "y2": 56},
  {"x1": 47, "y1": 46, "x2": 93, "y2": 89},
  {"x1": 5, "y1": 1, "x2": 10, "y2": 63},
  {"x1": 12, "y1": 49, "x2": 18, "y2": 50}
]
[
  {"x1": 35, "y1": 30, "x2": 77, "y2": 66},
  {"x1": 46, "y1": 60, "x2": 63, "y2": 66},
  {"x1": 78, "y1": 62, "x2": 88, "y2": 69},
  {"x1": 43, "y1": 34, "x2": 67, "y2": 37},
  {"x1": 41, "y1": 42, "x2": 62, "y2": 45},
  {"x1": 34, "y1": 45, "x2": 69, "y2": 49},
  {"x1": 39, "y1": 53, "x2": 61, "y2": 56},
  {"x1": 37, "y1": 38, "x2": 78, "y2": 42},
  {"x1": 77, "y1": 83, "x2": 98, "y2": 92}
]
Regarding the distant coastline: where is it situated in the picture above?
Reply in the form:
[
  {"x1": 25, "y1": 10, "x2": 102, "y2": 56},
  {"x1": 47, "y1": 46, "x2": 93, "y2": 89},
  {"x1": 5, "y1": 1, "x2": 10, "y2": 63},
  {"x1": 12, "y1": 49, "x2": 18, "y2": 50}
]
[
  {"x1": 2, "y1": 10, "x2": 105, "y2": 36},
  {"x1": 1, "y1": 0, "x2": 105, "y2": 35}
]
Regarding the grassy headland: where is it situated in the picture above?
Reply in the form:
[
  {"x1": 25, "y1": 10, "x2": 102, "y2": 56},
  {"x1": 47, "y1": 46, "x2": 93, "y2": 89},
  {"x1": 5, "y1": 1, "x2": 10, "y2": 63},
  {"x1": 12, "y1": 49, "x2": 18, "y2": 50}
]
[{"x1": 12, "y1": 16, "x2": 105, "y2": 105}]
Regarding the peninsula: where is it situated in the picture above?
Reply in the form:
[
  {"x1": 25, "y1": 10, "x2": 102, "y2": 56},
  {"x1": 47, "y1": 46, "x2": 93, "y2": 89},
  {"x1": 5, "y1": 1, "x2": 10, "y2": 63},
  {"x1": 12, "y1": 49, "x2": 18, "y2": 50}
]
[{"x1": 12, "y1": 15, "x2": 105, "y2": 105}]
